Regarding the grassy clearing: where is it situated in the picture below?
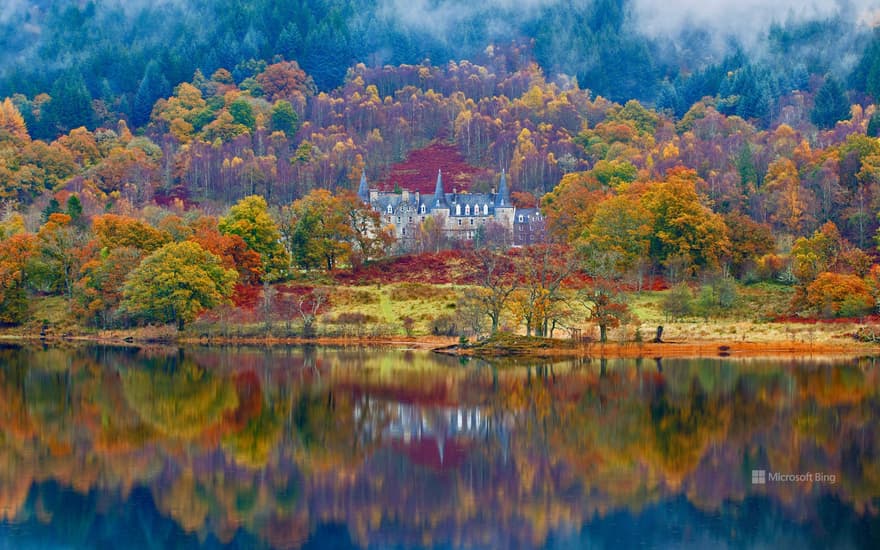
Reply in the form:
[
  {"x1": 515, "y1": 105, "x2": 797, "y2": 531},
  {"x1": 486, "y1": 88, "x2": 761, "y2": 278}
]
[
  {"x1": 324, "y1": 283, "x2": 463, "y2": 335},
  {"x1": 9, "y1": 279, "x2": 872, "y2": 348}
]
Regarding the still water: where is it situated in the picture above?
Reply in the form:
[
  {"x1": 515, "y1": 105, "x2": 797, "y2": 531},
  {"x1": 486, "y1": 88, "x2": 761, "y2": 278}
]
[{"x1": 0, "y1": 344, "x2": 879, "y2": 549}]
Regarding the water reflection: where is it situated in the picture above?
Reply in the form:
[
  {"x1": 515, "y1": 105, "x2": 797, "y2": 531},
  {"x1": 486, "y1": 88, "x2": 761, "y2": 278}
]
[{"x1": 0, "y1": 344, "x2": 879, "y2": 549}]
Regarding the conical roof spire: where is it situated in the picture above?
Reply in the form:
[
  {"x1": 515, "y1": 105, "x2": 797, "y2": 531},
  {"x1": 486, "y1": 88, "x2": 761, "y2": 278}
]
[
  {"x1": 432, "y1": 169, "x2": 449, "y2": 210},
  {"x1": 357, "y1": 170, "x2": 369, "y2": 202},
  {"x1": 495, "y1": 169, "x2": 510, "y2": 207}
]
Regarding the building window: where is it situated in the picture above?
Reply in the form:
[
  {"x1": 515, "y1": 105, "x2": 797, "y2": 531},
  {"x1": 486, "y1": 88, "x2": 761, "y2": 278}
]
[
  {"x1": 469, "y1": 218, "x2": 474, "y2": 225},
  {"x1": 455, "y1": 204, "x2": 461, "y2": 216},
  {"x1": 397, "y1": 217, "x2": 400, "y2": 224},
  {"x1": 387, "y1": 205, "x2": 393, "y2": 214},
  {"x1": 465, "y1": 205, "x2": 470, "y2": 216},
  {"x1": 458, "y1": 219, "x2": 462, "y2": 226},
  {"x1": 408, "y1": 217, "x2": 413, "y2": 223},
  {"x1": 420, "y1": 204, "x2": 426, "y2": 214},
  {"x1": 386, "y1": 216, "x2": 391, "y2": 223},
  {"x1": 402, "y1": 228, "x2": 406, "y2": 236},
  {"x1": 483, "y1": 204, "x2": 489, "y2": 215},
  {"x1": 420, "y1": 216, "x2": 425, "y2": 222},
  {"x1": 518, "y1": 215, "x2": 524, "y2": 223}
]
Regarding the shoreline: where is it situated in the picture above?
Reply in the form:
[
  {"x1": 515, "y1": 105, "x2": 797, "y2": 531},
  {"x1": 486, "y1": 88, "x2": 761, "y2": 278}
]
[
  {"x1": 441, "y1": 339, "x2": 880, "y2": 359},
  {"x1": 3, "y1": 331, "x2": 879, "y2": 359}
]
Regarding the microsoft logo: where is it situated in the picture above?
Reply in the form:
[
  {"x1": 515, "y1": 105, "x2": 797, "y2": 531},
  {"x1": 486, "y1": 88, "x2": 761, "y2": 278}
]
[{"x1": 751, "y1": 469, "x2": 766, "y2": 484}]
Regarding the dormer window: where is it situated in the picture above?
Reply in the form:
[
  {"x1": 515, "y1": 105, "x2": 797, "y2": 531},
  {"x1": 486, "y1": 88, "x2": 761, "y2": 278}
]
[
  {"x1": 465, "y1": 205, "x2": 470, "y2": 216},
  {"x1": 420, "y1": 204, "x2": 426, "y2": 214},
  {"x1": 483, "y1": 204, "x2": 489, "y2": 215},
  {"x1": 387, "y1": 204, "x2": 393, "y2": 214},
  {"x1": 455, "y1": 204, "x2": 461, "y2": 216},
  {"x1": 518, "y1": 215, "x2": 524, "y2": 223}
]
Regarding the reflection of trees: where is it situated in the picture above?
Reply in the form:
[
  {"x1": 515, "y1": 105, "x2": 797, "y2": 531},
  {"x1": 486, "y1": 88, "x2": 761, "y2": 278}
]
[
  {"x1": 121, "y1": 360, "x2": 238, "y2": 439},
  {"x1": 649, "y1": 378, "x2": 728, "y2": 481},
  {"x1": 0, "y1": 348, "x2": 879, "y2": 547}
]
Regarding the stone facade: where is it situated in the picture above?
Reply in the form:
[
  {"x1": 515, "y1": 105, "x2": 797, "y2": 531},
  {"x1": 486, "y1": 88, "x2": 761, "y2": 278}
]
[{"x1": 358, "y1": 169, "x2": 542, "y2": 247}]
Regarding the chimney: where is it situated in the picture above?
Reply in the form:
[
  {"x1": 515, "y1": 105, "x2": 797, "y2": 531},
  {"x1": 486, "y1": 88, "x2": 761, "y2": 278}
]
[{"x1": 402, "y1": 189, "x2": 410, "y2": 202}]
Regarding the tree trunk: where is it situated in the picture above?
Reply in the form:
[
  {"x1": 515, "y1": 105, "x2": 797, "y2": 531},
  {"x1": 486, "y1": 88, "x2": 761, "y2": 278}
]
[
  {"x1": 653, "y1": 325, "x2": 664, "y2": 343},
  {"x1": 600, "y1": 324, "x2": 607, "y2": 343}
]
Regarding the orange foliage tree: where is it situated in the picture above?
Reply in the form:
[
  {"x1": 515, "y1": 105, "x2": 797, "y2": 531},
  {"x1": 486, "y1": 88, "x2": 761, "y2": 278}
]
[
  {"x1": 92, "y1": 214, "x2": 171, "y2": 252},
  {"x1": 805, "y1": 272, "x2": 874, "y2": 318},
  {"x1": 0, "y1": 234, "x2": 37, "y2": 324}
]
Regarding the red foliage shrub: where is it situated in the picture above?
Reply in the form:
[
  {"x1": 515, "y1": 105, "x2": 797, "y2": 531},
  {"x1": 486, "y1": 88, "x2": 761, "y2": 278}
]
[{"x1": 231, "y1": 284, "x2": 261, "y2": 309}]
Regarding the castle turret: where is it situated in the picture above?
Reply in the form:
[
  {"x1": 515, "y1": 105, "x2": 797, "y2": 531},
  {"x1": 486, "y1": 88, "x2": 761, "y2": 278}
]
[
  {"x1": 495, "y1": 169, "x2": 510, "y2": 208},
  {"x1": 357, "y1": 170, "x2": 370, "y2": 202},
  {"x1": 431, "y1": 169, "x2": 450, "y2": 211},
  {"x1": 494, "y1": 169, "x2": 515, "y2": 229}
]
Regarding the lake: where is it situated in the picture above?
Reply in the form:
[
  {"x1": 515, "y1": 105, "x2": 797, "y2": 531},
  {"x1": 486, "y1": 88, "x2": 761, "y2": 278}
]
[{"x1": 0, "y1": 344, "x2": 879, "y2": 549}]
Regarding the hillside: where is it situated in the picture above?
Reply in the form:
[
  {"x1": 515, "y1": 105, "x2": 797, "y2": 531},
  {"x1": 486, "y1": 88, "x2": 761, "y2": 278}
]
[
  {"x1": 378, "y1": 143, "x2": 492, "y2": 194},
  {"x1": 1, "y1": 1, "x2": 879, "y2": 143}
]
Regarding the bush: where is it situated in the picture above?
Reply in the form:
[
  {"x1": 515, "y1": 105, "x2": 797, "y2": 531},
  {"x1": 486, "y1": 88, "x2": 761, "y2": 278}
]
[
  {"x1": 662, "y1": 283, "x2": 693, "y2": 321},
  {"x1": 400, "y1": 316, "x2": 415, "y2": 336},
  {"x1": 430, "y1": 314, "x2": 458, "y2": 336}
]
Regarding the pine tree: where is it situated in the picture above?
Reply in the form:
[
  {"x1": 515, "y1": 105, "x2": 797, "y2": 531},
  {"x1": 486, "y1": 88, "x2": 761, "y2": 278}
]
[
  {"x1": 45, "y1": 71, "x2": 94, "y2": 134},
  {"x1": 811, "y1": 76, "x2": 851, "y2": 129},
  {"x1": 133, "y1": 61, "x2": 171, "y2": 127}
]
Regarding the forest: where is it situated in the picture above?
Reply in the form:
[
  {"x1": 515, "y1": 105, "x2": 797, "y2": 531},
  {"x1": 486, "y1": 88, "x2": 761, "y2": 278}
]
[{"x1": 2, "y1": 1, "x2": 880, "y2": 336}]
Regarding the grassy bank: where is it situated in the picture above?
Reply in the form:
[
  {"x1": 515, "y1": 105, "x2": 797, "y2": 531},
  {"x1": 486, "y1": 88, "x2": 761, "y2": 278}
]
[{"x1": 5, "y1": 280, "x2": 879, "y2": 358}]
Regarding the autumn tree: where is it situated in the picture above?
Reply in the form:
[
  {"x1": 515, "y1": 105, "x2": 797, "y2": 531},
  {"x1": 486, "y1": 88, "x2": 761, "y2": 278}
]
[
  {"x1": 281, "y1": 189, "x2": 354, "y2": 271},
  {"x1": 578, "y1": 281, "x2": 630, "y2": 343},
  {"x1": 121, "y1": 241, "x2": 237, "y2": 329},
  {"x1": 340, "y1": 193, "x2": 395, "y2": 267},
  {"x1": 541, "y1": 171, "x2": 608, "y2": 242},
  {"x1": 0, "y1": 234, "x2": 36, "y2": 324},
  {"x1": 190, "y1": 218, "x2": 263, "y2": 286},
  {"x1": 31, "y1": 213, "x2": 88, "y2": 299},
  {"x1": 641, "y1": 169, "x2": 730, "y2": 275},
  {"x1": 763, "y1": 157, "x2": 811, "y2": 234},
  {"x1": 0, "y1": 98, "x2": 29, "y2": 144},
  {"x1": 74, "y1": 247, "x2": 143, "y2": 327},
  {"x1": 791, "y1": 221, "x2": 844, "y2": 283},
  {"x1": 256, "y1": 61, "x2": 314, "y2": 102},
  {"x1": 92, "y1": 214, "x2": 170, "y2": 252},
  {"x1": 579, "y1": 192, "x2": 653, "y2": 285},
  {"x1": 464, "y1": 249, "x2": 519, "y2": 335},
  {"x1": 219, "y1": 195, "x2": 289, "y2": 281},
  {"x1": 805, "y1": 272, "x2": 873, "y2": 318},
  {"x1": 722, "y1": 212, "x2": 775, "y2": 277},
  {"x1": 511, "y1": 245, "x2": 576, "y2": 337}
]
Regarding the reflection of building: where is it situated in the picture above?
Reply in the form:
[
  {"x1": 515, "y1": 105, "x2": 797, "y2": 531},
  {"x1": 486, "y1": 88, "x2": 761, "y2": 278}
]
[
  {"x1": 354, "y1": 399, "x2": 510, "y2": 468},
  {"x1": 359, "y1": 169, "x2": 543, "y2": 247}
]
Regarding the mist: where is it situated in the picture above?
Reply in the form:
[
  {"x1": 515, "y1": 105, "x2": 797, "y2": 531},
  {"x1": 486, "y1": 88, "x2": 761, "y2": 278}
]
[
  {"x1": 376, "y1": 0, "x2": 878, "y2": 53},
  {"x1": 632, "y1": 0, "x2": 875, "y2": 51}
]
